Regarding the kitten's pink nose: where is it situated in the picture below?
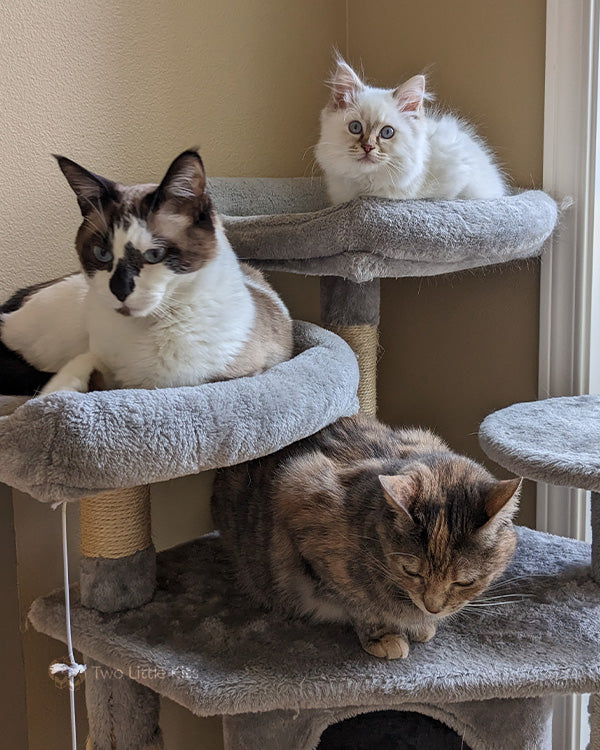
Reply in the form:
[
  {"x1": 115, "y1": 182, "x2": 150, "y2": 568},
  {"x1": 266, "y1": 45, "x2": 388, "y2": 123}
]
[{"x1": 361, "y1": 143, "x2": 375, "y2": 153}]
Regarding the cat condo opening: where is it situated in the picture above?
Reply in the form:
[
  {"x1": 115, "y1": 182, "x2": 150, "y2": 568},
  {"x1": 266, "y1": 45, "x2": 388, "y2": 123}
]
[{"x1": 4, "y1": 176, "x2": 596, "y2": 750}]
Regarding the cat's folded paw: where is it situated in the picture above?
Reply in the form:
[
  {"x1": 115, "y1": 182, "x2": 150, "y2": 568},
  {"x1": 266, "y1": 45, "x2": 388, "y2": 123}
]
[
  {"x1": 39, "y1": 374, "x2": 89, "y2": 396},
  {"x1": 409, "y1": 621, "x2": 437, "y2": 643},
  {"x1": 363, "y1": 633, "x2": 409, "y2": 660}
]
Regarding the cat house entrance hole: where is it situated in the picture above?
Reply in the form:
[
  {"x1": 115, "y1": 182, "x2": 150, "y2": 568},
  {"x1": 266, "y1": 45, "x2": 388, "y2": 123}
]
[{"x1": 316, "y1": 709, "x2": 473, "y2": 750}]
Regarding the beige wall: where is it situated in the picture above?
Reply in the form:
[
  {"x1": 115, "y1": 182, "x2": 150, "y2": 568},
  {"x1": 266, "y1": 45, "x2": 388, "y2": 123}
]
[{"x1": 1, "y1": 1, "x2": 545, "y2": 748}]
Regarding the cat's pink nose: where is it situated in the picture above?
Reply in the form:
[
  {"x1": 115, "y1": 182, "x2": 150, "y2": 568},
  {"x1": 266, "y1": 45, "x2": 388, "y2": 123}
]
[{"x1": 361, "y1": 144, "x2": 375, "y2": 153}]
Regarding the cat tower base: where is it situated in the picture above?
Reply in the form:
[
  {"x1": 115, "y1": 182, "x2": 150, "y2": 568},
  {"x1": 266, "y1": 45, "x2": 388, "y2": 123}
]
[{"x1": 222, "y1": 697, "x2": 553, "y2": 750}]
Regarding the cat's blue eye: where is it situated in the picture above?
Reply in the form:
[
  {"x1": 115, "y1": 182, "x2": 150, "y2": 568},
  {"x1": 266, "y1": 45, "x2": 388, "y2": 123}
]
[
  {"x1": 348, "y1": 120, "x2": 363, "y2": 135},
  {"x1": 93, "y1": 245, "x2": 113, "y2": 263},
  {"x1": 380, "y1": 126, "x2": 395, "y2": 139},
  {"x1": 143, "y1": 247, "x2": 166, "y2": 264}
]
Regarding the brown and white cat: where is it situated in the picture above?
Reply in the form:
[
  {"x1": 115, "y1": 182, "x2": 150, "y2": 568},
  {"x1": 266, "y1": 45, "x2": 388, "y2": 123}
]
[
  {"x1": 0, "y1": 151, "x2": 292, "y2": 395},
  {"x1": 212, "y1": 415, "x2": 521, "y2": 659}
]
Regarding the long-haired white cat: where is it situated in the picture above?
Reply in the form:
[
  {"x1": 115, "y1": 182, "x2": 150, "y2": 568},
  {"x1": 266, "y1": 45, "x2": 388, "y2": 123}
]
[
  {"x1": 0, "y1": 150, "x2": 292, "y2": 395},
  {"x1": 315, "y1": 58, "x2": 506, "y2": 204}
]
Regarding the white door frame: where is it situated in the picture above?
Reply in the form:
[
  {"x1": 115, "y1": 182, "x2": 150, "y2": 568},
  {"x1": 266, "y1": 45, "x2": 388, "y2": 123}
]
[{"x1": 540, "y1": 1, "x2": 600, "y2": 746}]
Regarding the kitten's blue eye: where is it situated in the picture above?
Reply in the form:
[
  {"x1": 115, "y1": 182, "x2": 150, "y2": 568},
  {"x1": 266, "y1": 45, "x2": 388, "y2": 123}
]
[
  {"x1": 93, "y1": 245, "x2": 113, "y2": 263},
  {"x1": 348, "y1": 120, "x2": 363, "y2": 135},
  {"x1": 380, "y1": 126, "x2": 395, "y2": 139},
  {"x1": 143, "y1": 247, "x2": 166, "y2": 264}
]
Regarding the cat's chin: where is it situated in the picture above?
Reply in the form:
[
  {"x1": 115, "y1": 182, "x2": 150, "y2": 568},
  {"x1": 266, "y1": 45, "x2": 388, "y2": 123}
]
[{"x1": 113, "y1": 301, "x2": 159, "y2": 318}]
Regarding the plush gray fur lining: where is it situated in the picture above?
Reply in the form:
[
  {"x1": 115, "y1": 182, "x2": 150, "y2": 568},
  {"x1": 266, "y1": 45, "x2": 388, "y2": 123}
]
[
  {"x1": 479, "y1": 395, "x2": 600, "y2": 492},
  {"x1": 206, "y1": 179, "x2": 558, "y2": 283},
  {"x1": 0, "y1": 322, "x2": 359, "y2": 503}
]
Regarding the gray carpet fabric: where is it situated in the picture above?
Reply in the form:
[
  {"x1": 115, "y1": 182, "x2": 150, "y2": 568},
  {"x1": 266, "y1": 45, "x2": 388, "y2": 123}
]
[
  {"x1": 29, "y1": 526, "x2": 600, "y2": 718},
  {"x1": 479, "y1": 395, "x2": 600, "y2": 492},
  {"x1": 0, "y1": 321, "x2": 358, "y2": 503},
  {"x1": 206, "y1": 178, "x2": 558, "y2": 283}
]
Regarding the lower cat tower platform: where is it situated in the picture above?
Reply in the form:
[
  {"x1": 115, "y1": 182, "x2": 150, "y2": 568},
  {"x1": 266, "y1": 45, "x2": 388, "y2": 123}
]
[
  {"x1": 3, "y1": 181, "x2": 598, "y2": 749},
  {"x1": 29, "y1": 527, "x2": 600, "y2": 750}
]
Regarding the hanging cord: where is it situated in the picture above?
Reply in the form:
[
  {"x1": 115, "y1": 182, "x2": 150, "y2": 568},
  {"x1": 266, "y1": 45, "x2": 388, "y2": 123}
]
[{"x1": 48, "y1": 502, "x2": 86, "y2": 750}]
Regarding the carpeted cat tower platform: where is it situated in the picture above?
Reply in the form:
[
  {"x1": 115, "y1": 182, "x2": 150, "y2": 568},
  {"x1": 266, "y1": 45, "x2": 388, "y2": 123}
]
[{"x1": 3, "y1": 179, "x2": 597, "y2": 750}]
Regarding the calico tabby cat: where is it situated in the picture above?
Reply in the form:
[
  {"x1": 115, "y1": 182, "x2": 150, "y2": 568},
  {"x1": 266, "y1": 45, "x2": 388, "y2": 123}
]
[
  {"x1": 212, "y1": 415, "x2": 520, "y2": 659},
  {"x1": 0, "y1": 151, "x2": 292, "y2": 395},
  {"x1": 315, "y1": 57, "x2": 506, "y2": 204}
]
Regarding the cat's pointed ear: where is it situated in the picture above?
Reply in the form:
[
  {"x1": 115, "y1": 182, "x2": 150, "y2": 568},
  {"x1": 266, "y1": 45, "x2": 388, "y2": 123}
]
[
  {"x1": 393, "y1": 75, "x2": 426, "y2": 113},
  {"x1": 379, "y1": 474, "x2": 415, "y2": 522},
  {"x1": 156, "y1": 150, "x2": 208, "y2": 206},
  {"x1": 54, "y1": 155, "x2": 118, "y2": 216},
  {"x1": 484, "y1": 477, "x2": 522, "y2": 519},
  {"x1": 328, "y1": 57, "x2": 364, "y2": 110}
]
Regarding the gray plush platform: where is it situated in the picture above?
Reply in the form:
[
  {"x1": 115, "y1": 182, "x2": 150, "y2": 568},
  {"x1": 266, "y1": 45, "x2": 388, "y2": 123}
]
[
  {"x1": 480, "y1": 395, "x2": 600, "y2": 492},
  {"x1": 207, "y1": 178, "x2": 558, "y2": 283},
  {"x1": 29, "y1": 526, "x2": 600, "y2": 718},
  {"x1": 0, "y1": 321, "x2": 358, "y2": 503}
]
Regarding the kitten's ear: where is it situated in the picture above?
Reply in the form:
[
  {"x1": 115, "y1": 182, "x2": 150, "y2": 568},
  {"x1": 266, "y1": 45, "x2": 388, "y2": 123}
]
[
  {"x1": 156, "y1": 150, "x2": 208, "y2": 206},
  {"x1": 484, "y1": 477, "x2": 522, "y2": 520},
  {"x1": 378, "y1": 474, "x2": 415, "y2": 522},
  {"x1": 393, "y1": 75, "x2": 426, "y2": 113},
  {"x1": 328, "y1": 58, "x2": 364, "y2": 109},
  {"x1": 54, "y1": 155, "x2": 118, "y2": 216}
]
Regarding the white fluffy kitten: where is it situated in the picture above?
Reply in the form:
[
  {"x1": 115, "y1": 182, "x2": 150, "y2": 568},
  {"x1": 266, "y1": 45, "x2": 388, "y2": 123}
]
[
  {"x1": 315, "y1": 58, "x2": 506, "y2": 204},
  {"x1": 0, "y1": 151, "x2": 292, "y2": 395}
]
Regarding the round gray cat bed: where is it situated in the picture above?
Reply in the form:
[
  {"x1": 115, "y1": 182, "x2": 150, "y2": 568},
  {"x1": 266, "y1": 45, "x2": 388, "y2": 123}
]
[
  {"x1": 209, "y1": 178, "x2": 558, "y2": 282},
  {"x1": 0, "y1": 321, "x2": 359, "y2": 503}
]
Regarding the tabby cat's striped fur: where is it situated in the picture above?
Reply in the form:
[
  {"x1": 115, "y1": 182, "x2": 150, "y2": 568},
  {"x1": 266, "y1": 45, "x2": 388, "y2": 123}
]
[{"x1": 212, "y1": 415, "x2": 520, "y2": 659}]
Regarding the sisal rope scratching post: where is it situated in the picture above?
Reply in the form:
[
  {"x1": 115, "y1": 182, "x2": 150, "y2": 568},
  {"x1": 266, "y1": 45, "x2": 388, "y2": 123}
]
[
  {"x1": 80, "y1": 486, "x2": 152, "y2": 559},
  {"x1": 320, "y1": 276, "x2": 380, "y2": 417},
  {"x1": 80, "y1": 485, "x2": 163, "y2": 750},
  {"x1": 79, "y1": 483, "x2": 156, "y2": 612},
  {"x1": 328, "y1": 324, "x2": 378, "y2": 416}
]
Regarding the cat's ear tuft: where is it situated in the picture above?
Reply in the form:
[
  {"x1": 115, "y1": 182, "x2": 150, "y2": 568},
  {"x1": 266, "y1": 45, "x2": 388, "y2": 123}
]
[
  {"x1": 328, "y1": 57, "x2": 364, "y2": 110},
  {"x1": 484, "y1": 477, "x2": 522, "y2": 519},
  {"x1": 393, "y1": 75, "x2": 426, "y2": 113},
  {"x1": 54, "y1": 155, "x2": 117, "y2": 216},
  {"x1": 157, "y1": 150, "x2": 208, "y2": 207},
  {"x1": 378, "y1": 474, "x2": 416, "y2": 521}
]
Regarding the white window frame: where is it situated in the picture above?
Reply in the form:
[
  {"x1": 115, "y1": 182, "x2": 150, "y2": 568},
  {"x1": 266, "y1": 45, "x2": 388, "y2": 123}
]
[{"x1": 540, "y1": 1, "x2": 600, "y2": 746}]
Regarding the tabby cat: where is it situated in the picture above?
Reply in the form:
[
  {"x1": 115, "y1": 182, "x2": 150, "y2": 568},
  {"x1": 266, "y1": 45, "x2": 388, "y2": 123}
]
[
  {"x1": 0, "y1": 150, "x2": 292, "y2": 395},
  {"x1": 212, "y1": 415, "x2": 520, "y2": 659}
]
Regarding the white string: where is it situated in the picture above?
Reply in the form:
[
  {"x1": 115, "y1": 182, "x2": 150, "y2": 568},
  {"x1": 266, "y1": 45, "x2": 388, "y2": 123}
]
[{"x1": 48, "y1": 501, "x2": 86, "y2": 750}]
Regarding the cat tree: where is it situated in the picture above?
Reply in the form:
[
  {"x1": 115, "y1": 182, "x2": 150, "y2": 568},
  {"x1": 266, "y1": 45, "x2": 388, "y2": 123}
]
[{"x1": 2, "y1": 180, "x2": 597, "y2": 750}]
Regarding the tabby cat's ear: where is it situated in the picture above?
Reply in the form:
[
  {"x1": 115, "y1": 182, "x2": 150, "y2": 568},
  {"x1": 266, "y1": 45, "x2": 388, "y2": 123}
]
[
  {"x1": 328, "y1": 58, "x2": 364, "y2": 109},
  {"x1": 54, "y1": 155, "x2": 118, "y2": 216},
  {"x1": 156, "y1": 150, "x2": 207, "y2": 207},
  {"x1": 484, "y1": 477, "x2": 522, "y2": 520},
  {"x1": 378, "y1": 474, "x2": 415, "y2": 522},
  {"x1": 393, "y1": 75, "x2": 426, "y2": 114}
]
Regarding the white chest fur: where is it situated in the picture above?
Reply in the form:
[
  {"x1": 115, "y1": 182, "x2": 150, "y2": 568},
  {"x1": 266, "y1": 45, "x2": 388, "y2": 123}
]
[{"x1": 87, "y1": 237, "x2": 255, "y2": 388}]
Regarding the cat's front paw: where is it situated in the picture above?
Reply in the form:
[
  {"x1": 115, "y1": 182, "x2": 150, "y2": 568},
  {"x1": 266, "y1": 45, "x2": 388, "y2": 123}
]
[
  {"x1": 362, "y1": 633, "x2": 409, "y2": 660},
  {"x1": 409, "y1": 621, "x2": 437, "y2": 643},
  {"x1": 40, "y1": 373, "x2": 89, "y2": 395}
]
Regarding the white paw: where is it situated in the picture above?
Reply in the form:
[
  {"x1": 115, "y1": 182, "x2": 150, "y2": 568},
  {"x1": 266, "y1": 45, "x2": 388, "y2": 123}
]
[
  {"x1": 363, "y1": 633, "x2": 410, "y2": 660},
  {"x1": 39, "y1": 373, "x2": 89, "y2": 395}
]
